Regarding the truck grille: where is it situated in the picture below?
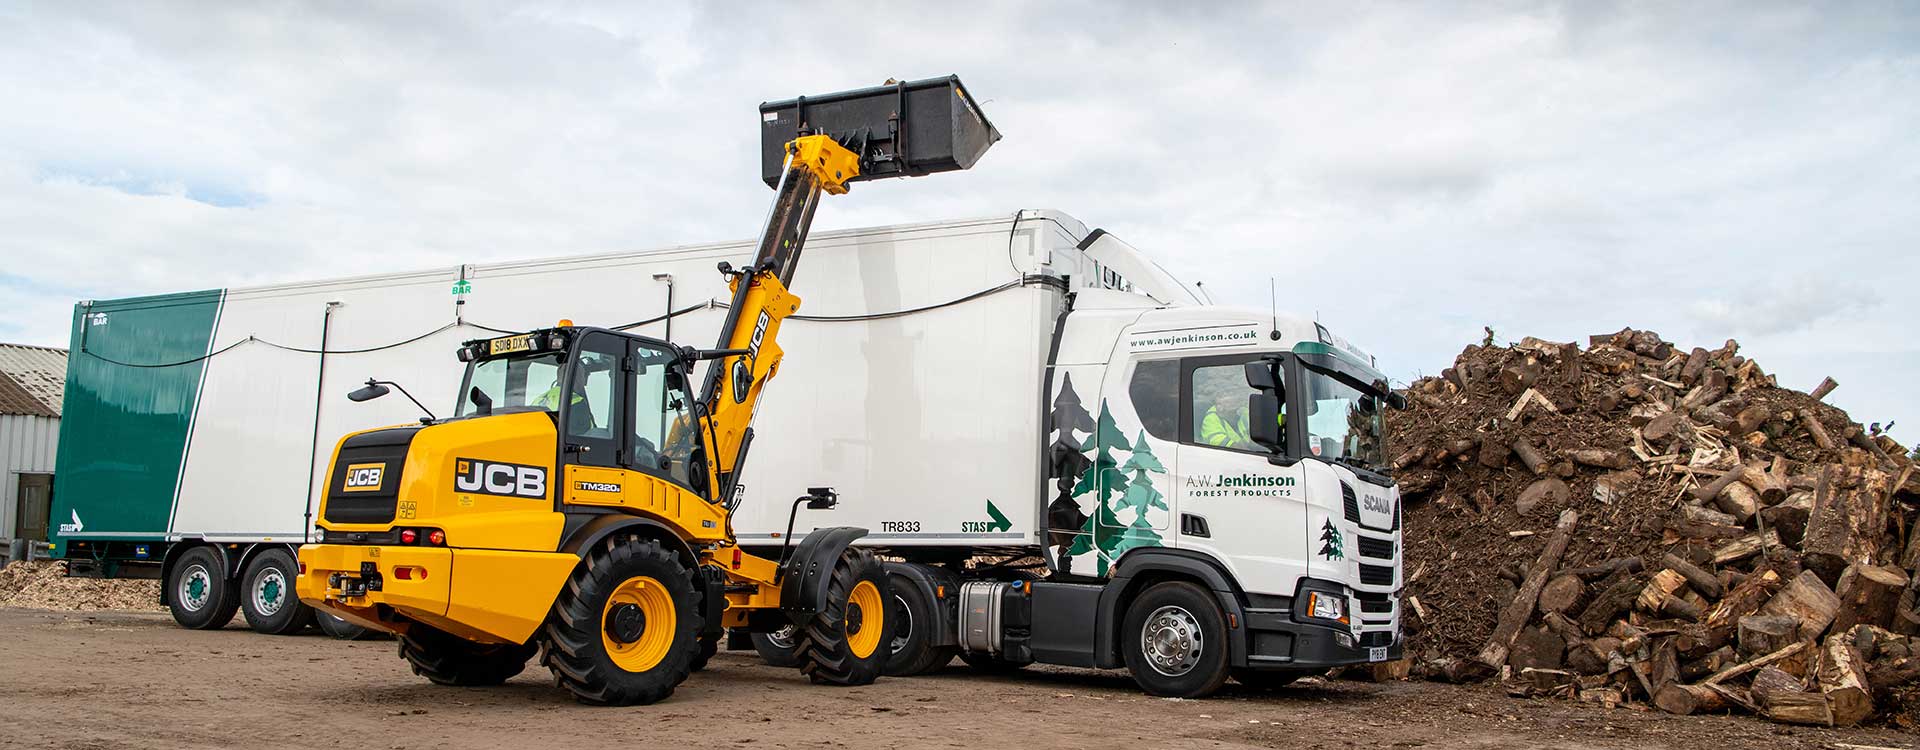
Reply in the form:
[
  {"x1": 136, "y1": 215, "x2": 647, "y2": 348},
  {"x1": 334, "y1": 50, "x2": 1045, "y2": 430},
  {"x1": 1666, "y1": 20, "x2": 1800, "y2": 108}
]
[
  {"x1": 1356, "y1": 592, "x2": 1393, "y2": 614},
  {"x1": 1358, "y1": 562, "x2": 1394, "y2": 587},
  {"x1": 1342, "y1": 482, "x2": 1360, "y2": 523},
  {"x1": 322, "y1": 426, "x2": 420, "y2": 525},
  {"x1": 1357, "y1": 535, "x2": 1394, "y2": 560}
]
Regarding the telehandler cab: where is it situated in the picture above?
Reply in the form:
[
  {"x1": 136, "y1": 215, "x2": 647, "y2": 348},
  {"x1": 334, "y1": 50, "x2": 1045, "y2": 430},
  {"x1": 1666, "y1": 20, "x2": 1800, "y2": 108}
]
[{"x1": 296, "y1": 76, "x2": 1000, "y2": 705}]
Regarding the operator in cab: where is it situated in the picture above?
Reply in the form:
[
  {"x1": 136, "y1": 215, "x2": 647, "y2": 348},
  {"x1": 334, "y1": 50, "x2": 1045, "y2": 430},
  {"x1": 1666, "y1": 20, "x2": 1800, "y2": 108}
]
[{"x1": 1198, "y1": 372, "x2": 1284, "y2": 451}]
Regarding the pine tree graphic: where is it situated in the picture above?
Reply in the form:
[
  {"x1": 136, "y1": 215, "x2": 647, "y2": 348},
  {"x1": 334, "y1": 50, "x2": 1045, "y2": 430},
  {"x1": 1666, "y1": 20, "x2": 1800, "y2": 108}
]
[
  {"x1": 1110, "y1": 430, "x2": 1169, "y2": 559},
  {"x1": 1045, "y1": 374, "x2": 1096, "y2": 566},
  {"x1": 1065, "y1": 402, "x2": 1132, "y2": 576},
  {"x1": 1318, "y1": 519, "x2": 1345, "y2": 561}
]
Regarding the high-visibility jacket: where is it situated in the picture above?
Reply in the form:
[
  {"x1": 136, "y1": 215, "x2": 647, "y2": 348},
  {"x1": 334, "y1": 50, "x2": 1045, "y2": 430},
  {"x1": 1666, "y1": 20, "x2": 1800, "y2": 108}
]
[
  {"x1": 1201, "y1": 406, "x2": 1284, "y2": 449},
  {"x1": 538, "y1": 385, "x2": 586, "y2": 411},
  {"x1": 1201, "y1": 406, "x2": 1250, "y2": 448}
]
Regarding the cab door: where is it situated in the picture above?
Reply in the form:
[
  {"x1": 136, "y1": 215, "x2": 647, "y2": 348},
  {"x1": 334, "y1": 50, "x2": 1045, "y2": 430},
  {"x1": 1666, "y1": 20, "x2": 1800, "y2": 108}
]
[
  {"x1": 558, "y1": 331, "x2": 632, "y2": 508},
  {"x1": 1171, "y1": 355, "x2": 1309, "y2": 598}
]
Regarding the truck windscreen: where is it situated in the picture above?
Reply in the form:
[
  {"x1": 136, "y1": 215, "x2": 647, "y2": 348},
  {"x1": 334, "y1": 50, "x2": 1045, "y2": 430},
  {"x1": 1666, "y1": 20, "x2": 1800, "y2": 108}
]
[
  {"x1": 458, "y1": 352, "x2": 566, "y2": 416},
  {"x1": 1301, "y1": 366, "x2": 1387, "y2": 471}
]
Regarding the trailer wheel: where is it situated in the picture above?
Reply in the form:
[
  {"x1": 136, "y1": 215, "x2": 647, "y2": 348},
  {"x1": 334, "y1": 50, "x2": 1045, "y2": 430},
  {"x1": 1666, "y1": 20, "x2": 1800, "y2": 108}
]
[
  {"x1": 794, "y1": 549, "x2": 891, "y2": 686},
  {"x1": 315, "y1": 612, "x2": 384, "y2": 640},
  {"x1": 751, "y1": 625, "x2": 803, "y2": 667},
  {"x1": 240, "y1": 548, "x2": 315, "y2": 635},
  {"x1": 1121, "y1": 581, "x2": 1230, "y2": 698},
  {"x1": 884, "y1": 581, "x2": 955, "y2": 676},
  {"x1": 400, "y1": 623, "x2": 536, "y2": 686},
  {"x1": 167, "y1": 546, "x2": 239, "y2": 630},
  {"x1": 542, "y1": 536, "x2": 701, "y2": 705}
]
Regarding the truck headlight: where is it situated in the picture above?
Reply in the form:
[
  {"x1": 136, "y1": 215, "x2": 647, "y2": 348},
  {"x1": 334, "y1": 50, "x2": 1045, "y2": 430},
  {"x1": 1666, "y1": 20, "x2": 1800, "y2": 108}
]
[{"x1": 1306, "y1": 591, "x2": 1347, "y2": 623}]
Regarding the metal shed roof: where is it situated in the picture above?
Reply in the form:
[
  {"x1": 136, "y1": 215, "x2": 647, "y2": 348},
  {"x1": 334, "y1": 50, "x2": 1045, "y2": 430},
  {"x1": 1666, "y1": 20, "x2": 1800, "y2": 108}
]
[{"x1": 0, "y1": 343, "x2": 66, "y2": 417}]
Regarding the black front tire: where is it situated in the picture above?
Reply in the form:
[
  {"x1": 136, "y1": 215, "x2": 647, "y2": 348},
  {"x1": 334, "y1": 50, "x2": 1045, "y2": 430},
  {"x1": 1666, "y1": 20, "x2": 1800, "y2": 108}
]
[
  {"x1": 167, "y1": 546, "x2": 239, "y2": 630},
  {"x1": 542, "y1": 536, "x2": 702, "y2": 705},
  {"x1": 1121, "y1": 581, "x2": 1231, "y2": 698},
  {"x1": 795, "y1": 550, "x2": 892, "y2": 686},
  {"x1": 240, "y1": 549, "x2": 315, "y2": 635},
  {"x1": 751, "y1": 626, "x2": 803, "y2": 667},
  {"x1": 884, "y1": 580, "x2": 956, "y2": 676},
  {"x1": 400, "y1": 624, "x2": 537, "y2": 686},
  {"x1": 689, "y1": 633, "x2": 720, "y2": 672}
]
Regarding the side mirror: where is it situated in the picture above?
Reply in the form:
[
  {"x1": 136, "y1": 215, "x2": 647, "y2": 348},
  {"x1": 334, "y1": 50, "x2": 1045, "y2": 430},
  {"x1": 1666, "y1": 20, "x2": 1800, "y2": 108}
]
[
  {"x1": 1248, "y1": 393, "x2": 1284, "y2": 451},
  {"x1": 804, "y1": 487, "x2": 839, "y2": 510},
  {"x1": 1386, "y1": 391, "x2": 1409, "y2": 410},
  {"x1": 348, "y1": 381, "x2": 390, "y2": 403},
  {"x1": 468, "y1": 386, "x2": 494, "y2": 416},
  {"x1": 1243, "y1": 361, "x2": 1277, "y2": 391},
  {"x1": 665, "y1": 369, "x2": 685, "y2": 391}
]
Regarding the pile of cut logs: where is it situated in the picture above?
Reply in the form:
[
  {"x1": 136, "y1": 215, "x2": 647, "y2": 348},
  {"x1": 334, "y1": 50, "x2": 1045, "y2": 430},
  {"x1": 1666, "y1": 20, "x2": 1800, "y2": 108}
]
[{"x1": 1391, "y1": 328, "x2": 1920, "y2": 727}]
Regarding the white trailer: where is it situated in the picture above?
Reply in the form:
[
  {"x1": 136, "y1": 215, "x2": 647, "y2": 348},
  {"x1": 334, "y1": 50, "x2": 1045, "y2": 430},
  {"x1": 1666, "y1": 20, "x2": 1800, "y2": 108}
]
[{"x1": 53, "y1": 210, "x2": 1403, "y2": 691}]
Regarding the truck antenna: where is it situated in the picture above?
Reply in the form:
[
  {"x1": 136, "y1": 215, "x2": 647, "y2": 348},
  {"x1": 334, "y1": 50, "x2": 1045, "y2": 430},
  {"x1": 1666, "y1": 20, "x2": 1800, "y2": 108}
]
[{"x1": 1270, "y1": 276, "x2": 1280, "y2": 340}]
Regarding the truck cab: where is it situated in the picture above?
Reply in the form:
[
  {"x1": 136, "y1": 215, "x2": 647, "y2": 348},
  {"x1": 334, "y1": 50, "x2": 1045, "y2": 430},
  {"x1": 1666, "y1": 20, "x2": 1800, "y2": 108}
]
[{"x1": 1038, "y1": 292, "x2": 1404, "y2": 679}]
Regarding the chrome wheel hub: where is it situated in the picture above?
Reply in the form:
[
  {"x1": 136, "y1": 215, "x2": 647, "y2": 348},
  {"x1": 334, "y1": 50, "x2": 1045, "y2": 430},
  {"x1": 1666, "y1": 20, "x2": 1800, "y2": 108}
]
[
  {"x1": 1142, "y1": 605, "x2": 1203, "y2": 677},
  {"x1": 766, "y1": 624, "x2": 797, "y2": 649},
  {"x1": 890, "y1": 594, "x2": 914, "y2": 655},
  {"x1": 179, "y1": 564, "x2": 212, "y2": 612},
  {"x1": 252, "y1": 568, "x2": 286, "y2": 617}
]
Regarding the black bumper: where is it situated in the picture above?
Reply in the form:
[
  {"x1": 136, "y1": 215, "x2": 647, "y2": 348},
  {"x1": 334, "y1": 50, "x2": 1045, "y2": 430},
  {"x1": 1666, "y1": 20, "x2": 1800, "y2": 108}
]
[{"x1": 1236, "y1": 610, "x2": 1402, "y2": 670}]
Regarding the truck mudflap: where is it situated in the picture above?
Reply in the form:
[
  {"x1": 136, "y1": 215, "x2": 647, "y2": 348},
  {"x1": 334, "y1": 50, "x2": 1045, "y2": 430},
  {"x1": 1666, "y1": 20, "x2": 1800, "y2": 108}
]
[{"x1": 295, "y1": 543, "x2": 577, "y2": 645}]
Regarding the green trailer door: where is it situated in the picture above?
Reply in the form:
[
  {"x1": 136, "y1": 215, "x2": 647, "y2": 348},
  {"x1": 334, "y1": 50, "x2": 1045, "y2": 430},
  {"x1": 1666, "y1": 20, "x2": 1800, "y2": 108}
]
[{"x1": 50, "y1": 290, "x2": 223, "y2": 557}]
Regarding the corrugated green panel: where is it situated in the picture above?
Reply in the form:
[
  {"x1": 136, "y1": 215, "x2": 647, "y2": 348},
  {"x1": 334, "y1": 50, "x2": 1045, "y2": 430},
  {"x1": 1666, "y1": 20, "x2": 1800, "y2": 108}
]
[{"x1": 50, "y1": 290, "x2": 222, "y2": 557}]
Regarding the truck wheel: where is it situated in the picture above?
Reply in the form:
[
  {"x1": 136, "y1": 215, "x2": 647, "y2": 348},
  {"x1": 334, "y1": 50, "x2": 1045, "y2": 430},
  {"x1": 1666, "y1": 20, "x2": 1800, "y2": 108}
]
[
  {"x1": 315, "y1": 612, "x2": 383, "y2": 640},
  {"x1": 1232, "y1": 668, "x2": 1308, "y2": 690},
  {"x1": 795, "y1": 549, "x2": 891, "y2": 686},
  {"x1": 167, "y1": 546, "x2": 239, "y2": 630},
  {"x1": 240, "y1": 548, "x2": 315, "y2": 635},
  {"x1": 689, "y1": 633, "x2": 720, "y2": 672},
  {"x1": 751, "y1": 626, "x2": 802, "y2": 667},
  {"x1": 1121, "y1": 581, "x2": 1231, "y2": 698},
  {"x1": 884, "y1": 581, "x2": 955, "y2": 676},
  {"x1": 400, "y1": 623, "x2": 537, "y2": 686},
  {"x1": 542, "y1": 537, "x2": 702, "y2": 705}
]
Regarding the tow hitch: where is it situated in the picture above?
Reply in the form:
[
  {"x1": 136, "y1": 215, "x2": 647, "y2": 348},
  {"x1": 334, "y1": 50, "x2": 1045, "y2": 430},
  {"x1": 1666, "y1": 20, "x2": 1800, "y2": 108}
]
[{"x1": 328, "y1": 562, "x2": 384, "y2": 598}]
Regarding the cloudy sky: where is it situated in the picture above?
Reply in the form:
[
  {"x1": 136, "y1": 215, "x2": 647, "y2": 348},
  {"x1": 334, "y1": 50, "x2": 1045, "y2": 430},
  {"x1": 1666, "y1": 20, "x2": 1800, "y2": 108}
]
[{"x1": 2, "y1": 1, "x2": 1915, "y2": 443}]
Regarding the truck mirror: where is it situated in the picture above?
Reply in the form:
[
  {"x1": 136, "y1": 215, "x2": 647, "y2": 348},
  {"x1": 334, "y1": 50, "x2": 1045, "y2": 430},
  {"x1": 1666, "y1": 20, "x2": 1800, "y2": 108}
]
[
  {"x1": 1243, "y1": 361, "x2": 1277, "y2": 391},
  {"x1": 347, "y1": 381, "x2": 390, "y2": 403},
  {"x1": 1247, "y1": 393, "x2": 1284, "y2": 451},
  {"x1": 1386, "y1": 391, "x2": 1410, "y2": 410}
]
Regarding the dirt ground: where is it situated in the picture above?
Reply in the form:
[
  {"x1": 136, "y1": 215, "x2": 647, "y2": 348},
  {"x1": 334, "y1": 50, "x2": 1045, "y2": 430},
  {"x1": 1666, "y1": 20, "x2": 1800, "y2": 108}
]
[{"x1": 0, "y1": 608, "x2": 1912, "y2": 750}]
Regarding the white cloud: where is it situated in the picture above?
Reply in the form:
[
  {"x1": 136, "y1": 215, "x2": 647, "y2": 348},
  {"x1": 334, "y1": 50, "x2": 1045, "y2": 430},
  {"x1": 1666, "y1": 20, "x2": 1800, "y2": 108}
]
[{"x1": 0, "y1": 1, "x2": 1916, "y2": 443}]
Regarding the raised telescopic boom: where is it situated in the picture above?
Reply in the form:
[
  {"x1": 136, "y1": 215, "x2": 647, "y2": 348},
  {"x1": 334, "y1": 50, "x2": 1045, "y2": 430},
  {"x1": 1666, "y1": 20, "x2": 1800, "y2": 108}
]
[{"x1": 700, "y1": 76, "x2": 1001, "y2": 504}]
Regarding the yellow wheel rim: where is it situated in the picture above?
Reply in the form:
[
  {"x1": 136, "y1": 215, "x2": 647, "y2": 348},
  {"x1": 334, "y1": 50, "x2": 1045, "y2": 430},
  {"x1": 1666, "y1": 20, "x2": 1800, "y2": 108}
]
[
  {"x1": 846, "y1": 579, "x2": 884, "y2": 659},
  {"x1": 601, "y1": 576, "x2": 676, "y2": 673}
]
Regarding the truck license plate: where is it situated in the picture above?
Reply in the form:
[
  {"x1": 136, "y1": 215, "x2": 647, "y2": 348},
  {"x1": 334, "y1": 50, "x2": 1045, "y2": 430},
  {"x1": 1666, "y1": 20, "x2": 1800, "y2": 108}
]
[{"x1": 1368, "y1": 647, "x2": 1388, "y2": 663}]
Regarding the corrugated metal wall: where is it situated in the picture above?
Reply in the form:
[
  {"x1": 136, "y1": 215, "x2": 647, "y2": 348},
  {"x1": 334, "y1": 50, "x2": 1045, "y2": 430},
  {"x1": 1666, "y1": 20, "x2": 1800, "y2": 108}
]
[{"x1": 2, "y1": 414, "x2": 59, "y2": 540}]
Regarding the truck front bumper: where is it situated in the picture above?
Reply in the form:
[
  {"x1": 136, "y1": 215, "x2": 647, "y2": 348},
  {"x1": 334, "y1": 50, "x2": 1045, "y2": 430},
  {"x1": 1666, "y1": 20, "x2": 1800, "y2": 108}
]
[
  {"x1": 1238, "y1": 612, "x2": 1403, "y2": 670},
  {"x1": 296, "y1": 543, "x2": 578, "y2": 645}
]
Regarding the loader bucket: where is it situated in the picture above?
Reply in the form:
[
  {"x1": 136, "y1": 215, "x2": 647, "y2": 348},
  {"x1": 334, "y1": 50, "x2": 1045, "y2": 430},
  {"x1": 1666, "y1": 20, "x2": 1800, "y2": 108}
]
[{"x1": 759, "y1": 75, "x2": 1001, "y2": 188}]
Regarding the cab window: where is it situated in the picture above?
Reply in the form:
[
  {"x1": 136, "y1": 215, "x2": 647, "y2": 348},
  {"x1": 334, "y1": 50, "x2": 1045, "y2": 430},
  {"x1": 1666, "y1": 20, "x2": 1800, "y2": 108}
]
[
  {"x1": 629, "y1": 342, "x2": 698, "y2": 489},
  {"x1": 1182, "y1": 357, "x2": 1285, "y2": 454},
  {"x1": 562, "y1": 332, "x2": 626, "y2": 468},
  {"x1": 1128, "y1": 359, "x2": 1179, "y2": 441}
]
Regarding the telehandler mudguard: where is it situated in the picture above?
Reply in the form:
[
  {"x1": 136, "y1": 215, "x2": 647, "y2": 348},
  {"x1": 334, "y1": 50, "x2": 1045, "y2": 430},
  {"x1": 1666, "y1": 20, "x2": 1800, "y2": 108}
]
[{"x1": 777, "y1": 526, "x2": 868, "y2": 619}]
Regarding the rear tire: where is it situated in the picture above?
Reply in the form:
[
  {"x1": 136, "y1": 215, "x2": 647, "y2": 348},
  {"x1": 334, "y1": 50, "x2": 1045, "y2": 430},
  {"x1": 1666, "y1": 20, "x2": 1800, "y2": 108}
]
[
  {"x1": 315, "y1": 611, "x2": 384, "y2": 640},
  {"x1": 240, "y1": 549, "x2": 314, "y2": 635},
  {"x1": 399, "y1": 624, "x2": 537, "y2": 686},
  {"x1": 795, "y1": 550, "x2": 891, "y2": 686},
  {"x1": 167, "y1": 547, "x2": 239, "y2": 630},
  {"x1": 884, "y1": 580, "x2": 955, "y2": 676},
  {"x1": 1121, "y1": 581, "x2": 1231, "y2": 698},
  {"x1": 542, "y1": 536, "x2": 702, "y2": 705},
  {"x1": 751, "y1": 626, "x2": 803, "y2": 667}
]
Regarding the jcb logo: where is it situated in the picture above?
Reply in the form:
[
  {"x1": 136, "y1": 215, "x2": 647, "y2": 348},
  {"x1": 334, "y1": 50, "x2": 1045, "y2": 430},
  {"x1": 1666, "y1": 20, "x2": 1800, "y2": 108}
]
[
  {"x1": 341, "y1": 463, "x2": 385, "y2": 493},
  {"x1": 454, "y1": 458, "x2": 547, "y2": 499}
]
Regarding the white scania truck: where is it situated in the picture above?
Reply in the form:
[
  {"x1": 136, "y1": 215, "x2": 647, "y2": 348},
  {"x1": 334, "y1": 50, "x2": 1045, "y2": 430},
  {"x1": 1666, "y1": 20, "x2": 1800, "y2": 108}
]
[{"x1": 51, "y1": 210, "x2": 1403, "y2": 695}]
